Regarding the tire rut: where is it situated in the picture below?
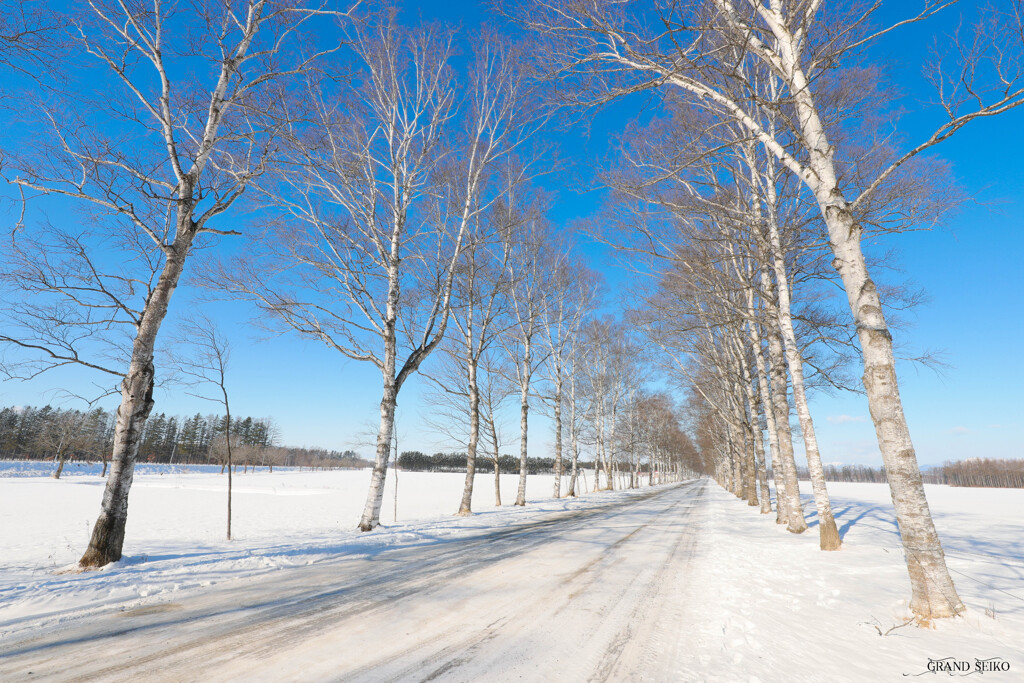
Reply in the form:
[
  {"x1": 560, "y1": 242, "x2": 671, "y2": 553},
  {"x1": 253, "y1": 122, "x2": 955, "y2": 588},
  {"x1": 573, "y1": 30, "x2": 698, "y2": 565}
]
[{"x1": 347, "y1": 480, "x2": 707, "y2": 683}]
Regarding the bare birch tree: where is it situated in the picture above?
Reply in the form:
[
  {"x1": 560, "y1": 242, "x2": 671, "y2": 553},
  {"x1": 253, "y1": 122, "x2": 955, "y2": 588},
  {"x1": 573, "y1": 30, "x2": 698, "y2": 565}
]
[
  {"x1": 0, "y1": 0, "x2": 335, "y2": 567},
  {"x1": 170, "y1": 316, "x2": 235, "y2": 540},
  {"x1": 500, "y1": 217, "x2": 558, "y2": 505},
  {"x1": 538, "y1": 257, "x2": 597, "y2": 497},
  {"x1": 480, "y1": 346, "x2": 516, "y2": 505},
  {"x1": 34, "y1": 409, "x2": 87, "y2": 479},
  {"x1": 563, "y1": 317, "x2": 596, "y2": 497},
  {"x1": 213, "y1": 17, "x2": 537, "y2": 530},
  {"x1": 430, "y1": 162, "x2": 546, "y2": 516},
  {"x1": 445, "y1": 206, "x2": 515, "y2": 516}
]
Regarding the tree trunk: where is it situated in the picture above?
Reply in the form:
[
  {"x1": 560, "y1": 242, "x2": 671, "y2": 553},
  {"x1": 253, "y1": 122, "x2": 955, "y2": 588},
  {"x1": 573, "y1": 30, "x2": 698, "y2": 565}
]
[
  {"x1": 79, "y1": 249, "x2": 187, "y2": 567},
  {"x1": 751, "y1": 381, "x2": 773, "y2": 515},
  {"x1": 359, "y1": 230, "x2": 403, "y2": 532},
  {"x1": 567, "y1": 395, "x2": 580, "y2": 497},
  {"x1": 742, "y1": 417, "x2": 759, "y2": 506},
  {"x1": 552, "y1": 373, "x2": 563, "y2": 498},
  {"x1": 488, "y1": 412, "x2": 501, "y2": 507},
  {"x1": 747, "y1": 304, "x2": 784, "y2": 519},
  {"x1": 729, "y1": 424, "x2": 745, "y2": 498},
  {"x1": 225, "y1": 408, "x2": 233, "y2": 541},
  {"x1": 53, "y1": 445, "x2": 68, "y2": 480},
  {"x1": 766, "y1": 223, "x2": 840, "y2": 549},
  {"x1": 765, "y1": 323, "x2": 807, "y2": 534},
  {"x1": 605, "y1": 405, "x2": 617, "y2": 491},
  {"x1": 458, "y1": 360, "x2": 480, "y2": 516},
  {"x1": 358, "y1": 378, "x2": 397, "y2": 531},
  {"x1": 515, "y1": 341, "x2": 531, "y2": 507},
  {"x1": 826, "y1": 202, "x2": 962, "y2": 615},
  {"x1": 734, "y1": 342, "x2": 765, "y2": 507}
]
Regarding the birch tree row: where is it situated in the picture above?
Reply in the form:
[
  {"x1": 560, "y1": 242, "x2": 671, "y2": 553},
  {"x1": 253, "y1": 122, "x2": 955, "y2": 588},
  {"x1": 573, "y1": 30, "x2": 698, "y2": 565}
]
[
  {"x1": 421, "y1": 216, "x2": 703, "y2": 516},
  {"x1": 509, "y1": 0, "x2": 1024, "y2": 622}
]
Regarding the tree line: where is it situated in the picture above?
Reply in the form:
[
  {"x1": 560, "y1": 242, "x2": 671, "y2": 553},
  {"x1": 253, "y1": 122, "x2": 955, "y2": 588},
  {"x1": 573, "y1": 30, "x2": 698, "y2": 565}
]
[
  {"x1": 0, "y1": 404, "x2": 368, "y2": 474},
  {"x1": 795, "y1": 462, "x2": 1024, "y2": 488},
  {"x1": 395, "y1": 450, "x2": 673, "y2": 478},
  {"x1": 937, "y1": 459, "x2": 1024, "y2": 489}
]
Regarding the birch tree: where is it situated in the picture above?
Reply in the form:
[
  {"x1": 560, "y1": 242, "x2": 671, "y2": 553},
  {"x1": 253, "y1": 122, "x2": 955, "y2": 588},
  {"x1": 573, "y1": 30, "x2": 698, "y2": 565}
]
[
  {"x1": 480, "y1": 346, "x2": 516, "y2": 505},
  {"x1": 451, "y1": 233, "x2": 507, "y2": 516},
  {"x1": 170, "y1": 316, "x2": 235, "y2": 540},
  {"x1": 538, "y1": 254, "x2": 596, "y2": 497},
  {"x1": 437, "y1": 159, "x2": 546, "y2": 515},
  {"x1": 214, "y1": 18, "x2": 536, "y2": 530},
  {"x1": 420, "y1": 222, "x2": 513, "y2": 515},
  {"x1": 500, "y1": 217, "x2": 558, "y2": 505},
  {"x1": 579, "y1": 319, "x2": 612, "y2": 491},
  {"x1": 34, "y1": 409, "x2": 87, "y2": 479},
  {"x1": 0, "y1": 0, "x2": 335, "y2": 567},
  {"x1": 562, "y1": 312, "x2": 595, "y2": 497}
]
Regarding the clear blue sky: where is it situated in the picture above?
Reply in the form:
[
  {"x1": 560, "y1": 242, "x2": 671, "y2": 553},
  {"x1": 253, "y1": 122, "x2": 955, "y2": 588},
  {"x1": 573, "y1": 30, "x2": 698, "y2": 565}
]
[{"x1": 1, "y1": 1, "x2": 1021, "y2": 466}]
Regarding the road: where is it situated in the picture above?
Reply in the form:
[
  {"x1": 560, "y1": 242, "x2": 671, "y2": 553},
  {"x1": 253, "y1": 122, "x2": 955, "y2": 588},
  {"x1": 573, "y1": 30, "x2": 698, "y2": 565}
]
[{"x1": 0, "y1": 479, "x2": 707, "y2": 682}]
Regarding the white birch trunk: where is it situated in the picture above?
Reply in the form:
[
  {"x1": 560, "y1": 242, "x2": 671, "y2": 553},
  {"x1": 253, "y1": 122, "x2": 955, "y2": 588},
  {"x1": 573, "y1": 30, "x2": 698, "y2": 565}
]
[
  {"x1": 488, "y1": 411, "x2": 502, "y2": 507},
  {"x1": 567, "y1": 372, "x2": 581, "y2": 497},
  {"x1": 764, "y1": 214, "x2": 841, "y2": 549},
  {"x1": 358, "y1": 237, "x2": 402, "y2": 531},
  {"x1": 458, "y1": 359, "x2": 481, "y2": 516},
  {"x1": 514, "y1": 339, "x2": 531, "y2": 506},
  {"x1": 359, "y1": 377, "x2": 398, "y2": 531},
  {"x1": 765, "y1": 322, "x2": 807, "y2": 533},
  {"x1": 751, "y1": 375, "x2": 773, "y2": 515},
  {"x1": 593, "y1": 398, "x2": 606, "y2": 492},
  {"x1": 80, "y1": 244, "x2": 189, "y2": 566},
  {"x1": 606, "y1": 404, "x2": 617, "y2": 492},
  {"x1": 738, "y1": 351, "x2": 766, "y2": 508},
  {"x1": 826, "y1": 209, "x2": 962, "y2": 616},
  {"x1": 552, "y1": 373, "x2": 563, "y2": 498},
  {"x1": 746, "y1": 293, "x2": 786, "y2": 520}
]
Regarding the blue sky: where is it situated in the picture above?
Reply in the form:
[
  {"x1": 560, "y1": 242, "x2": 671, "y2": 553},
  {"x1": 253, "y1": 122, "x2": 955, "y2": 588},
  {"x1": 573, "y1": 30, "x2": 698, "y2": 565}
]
[{"x1": 1, "y1": 1, "x2": 1021, "y2": 466}]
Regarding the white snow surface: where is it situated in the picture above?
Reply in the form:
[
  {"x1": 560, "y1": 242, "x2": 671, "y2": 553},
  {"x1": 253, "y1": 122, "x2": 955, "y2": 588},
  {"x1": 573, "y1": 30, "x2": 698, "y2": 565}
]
[
  {"x1": 1, "y1": 463, "x2": 1022, "y2": 681},
  {"x1": 1, "y1": 464, "x2": 569, "y2": 625}
]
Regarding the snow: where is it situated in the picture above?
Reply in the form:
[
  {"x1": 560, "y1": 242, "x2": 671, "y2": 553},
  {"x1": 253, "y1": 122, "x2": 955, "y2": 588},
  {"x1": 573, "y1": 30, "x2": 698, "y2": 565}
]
[
  {"x1": 1, "y1": 464, "x2": 1022, "y2": 680},
  {"x1": 0, "y1": 463, "x2": 570, "y2": 627},
  {"x1": 675, "y1": 481, "x2": 1024, "y2": 680}
]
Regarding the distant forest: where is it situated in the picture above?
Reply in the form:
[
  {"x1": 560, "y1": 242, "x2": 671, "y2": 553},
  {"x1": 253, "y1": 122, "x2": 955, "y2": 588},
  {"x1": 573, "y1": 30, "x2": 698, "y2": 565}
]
[
  {"x1": 0, "y1": 404, "x2": 370, "y2": 471},
  {"x1": 3, "y1": 404, "x2": 1020, "y2": 487},
  {"x1": 793, "y1": 462, "x2": 1024, "y2": 489}
]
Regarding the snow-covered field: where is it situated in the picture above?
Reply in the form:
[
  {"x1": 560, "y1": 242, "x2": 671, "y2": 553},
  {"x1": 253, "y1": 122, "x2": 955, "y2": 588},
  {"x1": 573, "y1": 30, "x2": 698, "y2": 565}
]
[
  {"x1": 1, "y1": 462, "x2": 568, "y2": 625},
  {"x1": 1, "y1": 463, "x2": 1022, "y2": 681}
]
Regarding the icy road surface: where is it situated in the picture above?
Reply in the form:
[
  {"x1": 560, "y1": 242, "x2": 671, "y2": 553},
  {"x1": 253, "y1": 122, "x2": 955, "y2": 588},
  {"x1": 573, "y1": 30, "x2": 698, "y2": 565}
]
[{"x1": 0, "y1": 479, "x2": 707, "y2": 682}]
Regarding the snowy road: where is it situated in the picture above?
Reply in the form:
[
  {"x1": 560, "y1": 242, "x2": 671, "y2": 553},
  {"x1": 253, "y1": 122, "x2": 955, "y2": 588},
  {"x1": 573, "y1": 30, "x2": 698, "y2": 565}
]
[{"x1": 0, "y1": 479, "x2": 707, "y2": 682}]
